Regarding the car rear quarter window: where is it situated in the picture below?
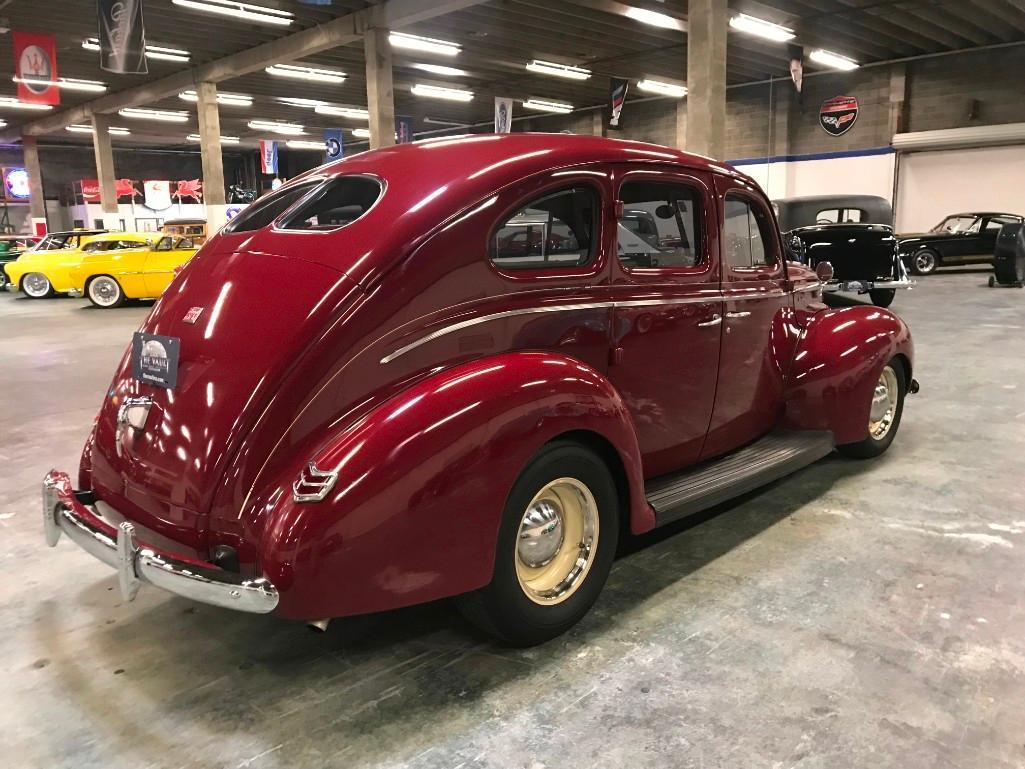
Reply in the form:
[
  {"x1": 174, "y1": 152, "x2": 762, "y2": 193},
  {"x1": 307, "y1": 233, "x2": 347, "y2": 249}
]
[
  {"x1": 277, "y1": 176, "x2": 383, "y2": 231},
  {"x1": 222, "y1": 181, "x2": 321, "y2": 234},
  {"x1": 491, "y1": 187, "x2": 597, "y2": 270}
]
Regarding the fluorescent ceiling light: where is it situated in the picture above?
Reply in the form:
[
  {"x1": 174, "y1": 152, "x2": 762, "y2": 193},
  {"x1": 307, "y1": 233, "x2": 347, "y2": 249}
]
[
  {"x1": 390, "y1": 32, "x2": 460, "y2": 56},
  {"x1": 13, "y1": 76, "x2": 107, "y2": 93},
  {"x1": 286, "y1": 140, "x2": 326, "y2": 150},
  {"x1": 351, "y1": 128, "x2": 371, "y2": 139},
  {"x1": 809, "y1": 48, "x2": 859, "y2": 70},
  {"x1": 67, "y1": 124, "x2": 130, "y2": 135},
  {"x1": 624, "y1": 7, "x2": 682, "y2": 30},
  {"x1": 277, "y1": 97, "x2": 329, "y2": 108},
  {"x1": 314, "y1": 105, "x2": 370, "y2": 120},
  {"x1": 522, "y1": 98, "x2": 573, "y2": 114},
  {"x1": 637, "y1": 79, "x2": 687, "y2": 98},
  {"x1": 187, "y1": 133, "x2": 240, "y2": 144},
  {"x1": 83, "y1": 38, "x2": 191, "y2": 62},
  {"x1": 411, "y1": 83, "x2": 474, "y2": 102},
  {"x1": 171, "y1": 0, "x2": 293, "y2": 26},
  {"x1": 412, "y1": 63, "x2": 468, "y2": 77},
  {"x1": 248, "y1": 119, "x2": 306, "y2": 135},
  {"x1": 119, "y1": 107, "x2": 190, "y2": 122},
  {"x1": 729, "y1": 13, "x2": 795, "y2": 42},
  {"x1": 266, "y1": 63, "x2": 346, "y2": 84},
  {"x1": 525, "y1": 60, "x2": 591, "y2": 81},
  {"x1": 0, "y1": 97, "x2": 53, "y2": 111},
  {"x1": 179, "y1": 89, "x2": 252, "y2": 107},
  {"x1": 0, "y1": 120, "x2": 6, "y2": 127}
]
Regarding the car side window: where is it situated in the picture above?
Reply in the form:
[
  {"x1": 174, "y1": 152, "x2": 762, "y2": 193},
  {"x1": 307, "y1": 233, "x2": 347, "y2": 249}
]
[
  {"x1": 617, "y1": 182, "x2": 702, "y2": 269},
  {"x1": 724, "y1": 195, "x2": 778, "y2": 269},
  {"x1": 154, "y1": 237, "x2": 173, "y2": 251},
  {"x1": 491, "y1": 186, "x2": 596, "y2": 270}
]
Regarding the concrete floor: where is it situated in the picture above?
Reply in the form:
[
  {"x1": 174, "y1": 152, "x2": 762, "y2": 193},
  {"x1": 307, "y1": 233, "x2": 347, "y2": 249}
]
[{"x1": 2, "y1": 271, "x2": 1023, "y2": 769}]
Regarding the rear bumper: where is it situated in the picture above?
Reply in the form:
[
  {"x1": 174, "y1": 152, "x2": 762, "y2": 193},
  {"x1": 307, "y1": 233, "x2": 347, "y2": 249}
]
[{"x1": 42, "y1": 470, "x2": 278, "y2": 614}]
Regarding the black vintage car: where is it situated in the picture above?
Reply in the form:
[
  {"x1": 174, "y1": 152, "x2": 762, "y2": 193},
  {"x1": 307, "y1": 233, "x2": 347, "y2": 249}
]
[
  {"x1": 899, "y1": 212, "x2": 1025, "y2": 275},
  {"x1": 774, "y1": 194, "x2": 911, "y2": 307}
]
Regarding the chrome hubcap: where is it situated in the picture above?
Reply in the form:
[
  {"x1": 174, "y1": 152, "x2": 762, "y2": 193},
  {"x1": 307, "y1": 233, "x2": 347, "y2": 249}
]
[
  {"x1": 915, "y1": 251, "x2": 935, "y2": 272},
  {"x1": 869, "y1": 366, "x2": 899, "y2": 440},
  {"x1": 24, "y1": 273, "x2": 49, "y2": 296},
  {"x1": 515, "y1": 477, "x2": 599, "y2": 605},
  {"x1": 91, "y1": 278, "x2": 118, "y2": 305}
]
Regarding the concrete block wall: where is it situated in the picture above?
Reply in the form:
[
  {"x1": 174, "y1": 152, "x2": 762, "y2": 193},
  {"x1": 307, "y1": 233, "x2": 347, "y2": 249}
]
[{"x1": 906, "y1": 46, "x2": 1025, "y2": 131}]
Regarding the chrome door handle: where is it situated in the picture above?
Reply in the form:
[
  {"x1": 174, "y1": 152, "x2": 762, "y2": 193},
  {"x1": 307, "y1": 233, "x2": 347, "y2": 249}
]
[
  {"x1": 697, "y1": 314, "x2": 722, "y2": 328},
  {"x1": 725, "y1": 311, "x2": 752, "y2": 319}
]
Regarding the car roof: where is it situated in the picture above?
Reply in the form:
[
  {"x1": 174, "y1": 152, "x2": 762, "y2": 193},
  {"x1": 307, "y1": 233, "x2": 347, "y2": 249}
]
[
  {"x1": 163, "y1": 218, "x2": 206, "y2": 225},
  {"x1": 774, "y1": 194, "x2": 889, "y2": 205},
  {"x1": 81, "y1": 232, "x2": 151, "y2": 244},
  {"x1": 947, "y1": 212, "x2": 1022, "y2": 218}
]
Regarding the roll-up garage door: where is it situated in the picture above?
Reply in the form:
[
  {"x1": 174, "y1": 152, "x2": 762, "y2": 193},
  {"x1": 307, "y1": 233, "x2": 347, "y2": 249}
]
[{"x1": 895, "y1": 144, "x2": 1025, "y2": 233}]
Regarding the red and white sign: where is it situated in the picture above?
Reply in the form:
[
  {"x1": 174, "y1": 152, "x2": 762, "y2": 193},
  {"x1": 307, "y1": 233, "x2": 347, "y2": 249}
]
[
  {"x1": 79, "y1": 178, "x2": 140, "y2": 202},
  {"x1": 174, "y1": 179, "x2": 203, "y2": 202},
  {"x1": 13, "y1": 32, "x2": 59, "y2": 106}
]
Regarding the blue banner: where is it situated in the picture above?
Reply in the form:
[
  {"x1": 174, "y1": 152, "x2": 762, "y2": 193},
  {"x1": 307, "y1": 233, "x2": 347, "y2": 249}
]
[{"x1": 325, "y1": 129, "x2": 344, "y2": 162}]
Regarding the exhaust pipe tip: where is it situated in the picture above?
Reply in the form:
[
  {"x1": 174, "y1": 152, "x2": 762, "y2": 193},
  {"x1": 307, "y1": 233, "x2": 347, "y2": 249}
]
[{"x1": 307, "y1": 618, "x2": 331, "y2": 633}]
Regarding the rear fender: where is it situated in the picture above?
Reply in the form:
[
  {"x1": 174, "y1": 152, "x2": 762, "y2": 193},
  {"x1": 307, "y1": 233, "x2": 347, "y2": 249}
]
[
  {"x1": 782, "y1": 306, "x2": 913, "y2": 444},
  {"x1": 259, "y1": 351, "x2": 650, "y2": 620}
]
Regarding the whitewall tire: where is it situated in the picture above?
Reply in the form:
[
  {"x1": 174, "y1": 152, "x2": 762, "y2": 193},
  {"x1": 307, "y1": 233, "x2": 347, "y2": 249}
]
[
  {"x1": 22, "y1": 273, "x2": 54, "y2": 298},
  {"x1": 87, "y1": 276, "x2": 126, "y2": 308}
]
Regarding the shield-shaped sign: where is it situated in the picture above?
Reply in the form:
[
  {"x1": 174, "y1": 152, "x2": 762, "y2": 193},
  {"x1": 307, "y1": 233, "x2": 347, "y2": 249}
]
[
  {"x1": 143, "y1": 180, "x2": 172, "y2": 211},
  {"x1": 819, "y1": 95, "x2": 859, "y2": 137}
]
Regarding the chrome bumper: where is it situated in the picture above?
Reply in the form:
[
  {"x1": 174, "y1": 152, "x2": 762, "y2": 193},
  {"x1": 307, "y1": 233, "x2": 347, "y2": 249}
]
[
  {"x1": 42, "y1": 470, "x2": 278, "y2": 614},
  {"x1": 822, "y1": 277, "x2": 914, "y2": 293}
]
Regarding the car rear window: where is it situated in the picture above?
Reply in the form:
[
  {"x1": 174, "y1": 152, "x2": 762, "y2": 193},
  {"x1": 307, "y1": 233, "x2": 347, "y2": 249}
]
[
  {"x1": 277, "y1": 176, "x2": 382, "y2": 231},
  {"x1": 222, "y1": 181, "x2": 321, "y2": 234}
]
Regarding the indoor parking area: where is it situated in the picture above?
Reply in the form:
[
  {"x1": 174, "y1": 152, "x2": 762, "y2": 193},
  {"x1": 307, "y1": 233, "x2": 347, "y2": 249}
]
[{"x1": 1, "y1": 2, "x2": 1024, "y2": 768}]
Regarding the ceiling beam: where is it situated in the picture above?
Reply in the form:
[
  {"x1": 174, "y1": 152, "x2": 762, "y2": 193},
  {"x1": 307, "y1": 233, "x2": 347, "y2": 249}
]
[{"x1": 1, "y1": 0, "x2": 488, "y2": 142}]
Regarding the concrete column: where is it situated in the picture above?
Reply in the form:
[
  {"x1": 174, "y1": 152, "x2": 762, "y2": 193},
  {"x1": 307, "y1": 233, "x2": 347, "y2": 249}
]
[
  {"x1": 674, "y1": 101, "x2": 687, "y2": 150},
  {"x1": 195, "y1": 81, "x2": 228, "y2": 231},
  {"x1": 591, "y1": 110, "x2": 607, "y2": 137},
  {"x1": 888, "y1": 63, "x2": 909, "y2": 139},
  {"x1": 22, "y1": 135, "x2": 46, "y2": 233},
  {"x1": 91, "y1": 112, "x2": 121, "y2": 231},
  {"x1": 364, "y1": 27, "x2": 396, "y2": 150},
  {"x1": 685, "y1": 0, "x2": 728, "y2": 158}
]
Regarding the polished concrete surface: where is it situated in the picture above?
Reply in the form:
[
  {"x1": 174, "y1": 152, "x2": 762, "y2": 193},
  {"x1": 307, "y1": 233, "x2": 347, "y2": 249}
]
[{"x1": 2, "y1": 273, "x2": 1023, "y2": 769}]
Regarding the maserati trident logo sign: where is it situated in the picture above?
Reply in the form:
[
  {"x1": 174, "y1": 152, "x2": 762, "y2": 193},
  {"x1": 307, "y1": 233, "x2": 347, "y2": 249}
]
[{"x1": 819, "y1": 95, "x2": 859, "y2": 137}]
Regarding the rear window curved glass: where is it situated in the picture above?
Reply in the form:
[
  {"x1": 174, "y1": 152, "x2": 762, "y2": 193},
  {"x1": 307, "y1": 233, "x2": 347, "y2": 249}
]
[
  {"x1": 277, "y1": 176, "x2": 383, "y2": 231},
  {"x1": 222, "y1": 181, "x2": 320, "y2": 234}
]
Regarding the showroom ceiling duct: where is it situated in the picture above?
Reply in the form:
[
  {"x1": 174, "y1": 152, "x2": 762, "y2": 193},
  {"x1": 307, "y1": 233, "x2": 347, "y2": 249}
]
[{"x1": 892, "y1": 123, "x2": 1025, "y2": 152}]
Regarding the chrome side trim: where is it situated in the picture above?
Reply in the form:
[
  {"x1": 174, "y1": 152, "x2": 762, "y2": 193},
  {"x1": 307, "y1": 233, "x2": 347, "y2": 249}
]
[
  {"x1": 792, "y1": 282, "x2": 824, "y2": 293},
  {"x1": 380, "y1": 295, "x2": 722, "y2": 364},
  {"x1": 42, "y1": 472, "x2": 279, "y2": 614}
]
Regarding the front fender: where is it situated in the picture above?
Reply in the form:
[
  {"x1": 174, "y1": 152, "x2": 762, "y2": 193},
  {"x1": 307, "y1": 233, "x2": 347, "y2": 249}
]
[
  {"x1": 259, "y1": 351, "x2": 649, "y2": 620},
  {"x1": 782, "y1": 306, "x2": 913, "y2": 445}
]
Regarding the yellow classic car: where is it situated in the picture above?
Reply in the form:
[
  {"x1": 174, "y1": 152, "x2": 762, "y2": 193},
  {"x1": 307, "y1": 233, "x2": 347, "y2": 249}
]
[
  {"x1": 68, "y1": 233, "x2": 199, "y2": 308},
  {"x1": 4, "y1": 231, "x2": 120, "y2": 298}
]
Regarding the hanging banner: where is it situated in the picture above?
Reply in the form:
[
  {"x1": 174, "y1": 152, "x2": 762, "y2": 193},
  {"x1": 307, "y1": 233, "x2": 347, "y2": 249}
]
[
  {"x1": 608, "y1": 78, "x2": 628, "y2": 130},
  {"x1": 325, "y1": 129, "x2": 344, "y2": 162},
  {"x1": 495, "y1": 97, "x2": 513, "y2": 133},
  {"x1": 788, "y1": 44, "x2": 804, "y2": 107},
  {"x1": 98, "y1": 0, "x2": 148, "y2": 74},
  {"x1": 395, "y1": 116, "x2": 415, "y2": 144},
  {"x1": 819, "y1": 95, "x2": 859, "y2": 137},
  {"x1": 259, "y1": 140, "x2": 278, "y2": 174},
  {"x1": 117, "y1": 179, "x2": 140, "y2": 201},
  {"x1": 143, "y1": 181, "x2": 173, "y2": 211},
  {"x1": 13, "y1": 32, "x2": 59, "y2": 106}
]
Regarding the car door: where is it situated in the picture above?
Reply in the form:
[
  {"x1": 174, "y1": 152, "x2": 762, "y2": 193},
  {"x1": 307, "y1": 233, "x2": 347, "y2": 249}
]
[
  {"x1": 700, "y1": 177, "x2": 792, "y2": 460},
  {"x1": 606, "y1": 168, "x2": 723, "y2": 477},
  {"x1": 974, "y1": 217, "x2": 1014, "y2": 262},
  {"x1": 144, "y1": 237, "x2": 194, "y2": 296}
]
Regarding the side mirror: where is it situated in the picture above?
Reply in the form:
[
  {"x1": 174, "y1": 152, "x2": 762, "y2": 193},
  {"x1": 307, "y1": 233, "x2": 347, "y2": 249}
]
[{"x1": 815, "y1": 261, "x2": 834, "y2": 283}]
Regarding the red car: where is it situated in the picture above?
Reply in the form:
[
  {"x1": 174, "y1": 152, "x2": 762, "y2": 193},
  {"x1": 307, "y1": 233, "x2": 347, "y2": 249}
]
[{"x1": 42, "y1": 134, "x2": 916, "y2": 645}]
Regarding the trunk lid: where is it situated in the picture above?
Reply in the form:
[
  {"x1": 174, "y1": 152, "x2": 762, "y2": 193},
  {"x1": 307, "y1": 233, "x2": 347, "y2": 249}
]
[{"x1": 89, "y1": 242, "x2": 361, "y2": 547}]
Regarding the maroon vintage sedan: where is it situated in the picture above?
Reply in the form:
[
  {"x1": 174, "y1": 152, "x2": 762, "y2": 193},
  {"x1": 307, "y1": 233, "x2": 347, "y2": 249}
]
[{"x1": 42, "y1": 134, "x2": 916, "y2": 645}]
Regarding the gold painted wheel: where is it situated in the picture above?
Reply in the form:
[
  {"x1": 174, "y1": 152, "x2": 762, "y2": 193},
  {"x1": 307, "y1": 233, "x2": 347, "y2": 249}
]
[
  {"x1": 514, "y1": 477, "x2": 599, "y2": 605},
  {"x1": 869, "y1": 365, "x2": 899, "y2": 441}
]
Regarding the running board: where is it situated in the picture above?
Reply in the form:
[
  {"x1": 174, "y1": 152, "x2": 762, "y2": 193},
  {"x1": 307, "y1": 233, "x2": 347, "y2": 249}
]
[{"x1": 645, "y1": 430, "x2": 835, "y2": 526}]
